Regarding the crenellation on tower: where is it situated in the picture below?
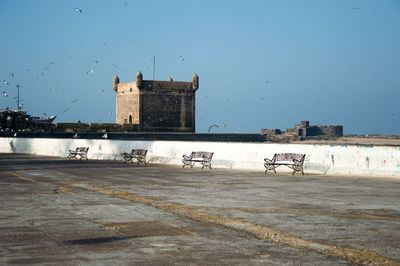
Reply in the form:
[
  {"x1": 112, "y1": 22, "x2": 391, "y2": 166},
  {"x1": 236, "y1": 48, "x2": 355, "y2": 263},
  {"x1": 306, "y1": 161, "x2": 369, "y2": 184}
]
[
  {"x1": 192, "y1": 73, "x2": 199, "y2": 90},
  {"x1": 136, "y1": 71, "x2": 143, "y2": 89},
  {"x1": 113, "y1": 74, "x2": 119, "y2": 92}
]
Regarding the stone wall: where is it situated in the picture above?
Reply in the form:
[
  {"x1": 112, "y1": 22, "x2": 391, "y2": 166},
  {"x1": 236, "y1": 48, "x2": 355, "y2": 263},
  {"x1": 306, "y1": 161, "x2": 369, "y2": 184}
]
[
  {"x1": 115, "y1": 82, "x2": 140, "y2": 124},
  {"x1": 113, "y1": 73, "x2": 198, "y2": 132},
  {"x1": 261, "y1": 121, "x2": 343, "y2": 138},
  {"x1": 304, "y1": 125, "x2": 343, "y2": 137}
]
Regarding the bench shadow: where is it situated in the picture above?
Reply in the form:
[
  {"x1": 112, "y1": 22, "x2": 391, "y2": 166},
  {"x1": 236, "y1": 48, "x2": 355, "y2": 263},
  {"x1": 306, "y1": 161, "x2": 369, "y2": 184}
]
[{"x1": 63, "y1": 236, "x2": 134, "y2": 245}]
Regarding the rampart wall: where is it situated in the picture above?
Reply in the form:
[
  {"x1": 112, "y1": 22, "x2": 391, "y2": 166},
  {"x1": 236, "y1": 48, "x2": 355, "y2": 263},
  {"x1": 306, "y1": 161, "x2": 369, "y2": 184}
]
[{"x1": 1, "y1": 136, "x2": 400, "y2": 178}]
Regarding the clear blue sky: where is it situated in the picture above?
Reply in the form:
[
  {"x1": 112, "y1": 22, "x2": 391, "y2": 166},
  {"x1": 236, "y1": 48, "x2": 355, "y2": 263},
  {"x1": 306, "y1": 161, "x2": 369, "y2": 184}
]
[{"x1": 1, "y1": 0, "x2": 399, "y2": 134}]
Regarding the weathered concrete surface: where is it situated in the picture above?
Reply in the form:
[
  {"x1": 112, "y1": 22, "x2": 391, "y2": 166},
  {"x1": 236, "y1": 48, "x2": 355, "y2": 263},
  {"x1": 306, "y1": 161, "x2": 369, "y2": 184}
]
[{"x1": 1, "y1": 154, "x2": 400, "y2": 265}]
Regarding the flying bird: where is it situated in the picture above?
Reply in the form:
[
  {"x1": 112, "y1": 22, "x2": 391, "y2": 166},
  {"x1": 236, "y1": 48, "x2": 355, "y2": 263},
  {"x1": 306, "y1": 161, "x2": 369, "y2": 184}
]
[
  {"x1": 120, "y1": 1, "x2": 128, "y2": 6},
  {"x1": 70, "y1": 99, "x2": 78, "y2": 103},
  {"x1": 2, "y1": 91, "x2": 7, "y2": 97},
  {"x1": 3, "y1": 80, "x2": 9, "y2": 85},
  {"x1": 86, "y1": 69, "x2": 94, "y2": 74},
  {"x1": 93, "y1": 60, "x2": 99, "y2": 64},
  {"x1": 111, "y1": 64, "x2": 118, "y2": 68},
  {"x1": 62, "y1": 108, "x2": 69, "y2": 113},
  {"x1": 9, "y1": 73, "x2": 14, "y2": 77},
  {"x1": 75, "y1": 8, "x2": 82, "y2": 13},
  {"x1": 208, "y1": 124, "x2": 219, "y2": 132},
  {"x1": 178, "y1": 56, "x2": 184, "y2": 61},
  {"x1": 352, "y1": 7, "x2": 360, "y2": 11}
]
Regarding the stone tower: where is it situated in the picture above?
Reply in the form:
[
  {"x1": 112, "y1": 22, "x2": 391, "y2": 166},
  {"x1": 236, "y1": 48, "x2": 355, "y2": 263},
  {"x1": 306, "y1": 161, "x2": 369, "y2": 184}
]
[{"x1": 113, "y1": 72, "x2": 199, "y2": 132}]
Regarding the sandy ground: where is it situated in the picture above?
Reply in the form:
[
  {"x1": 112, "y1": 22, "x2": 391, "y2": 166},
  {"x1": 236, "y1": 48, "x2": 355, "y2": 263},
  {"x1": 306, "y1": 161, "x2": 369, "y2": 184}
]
[{"x1": 1, "y1": 154, "x2": 400, "y2": 265}]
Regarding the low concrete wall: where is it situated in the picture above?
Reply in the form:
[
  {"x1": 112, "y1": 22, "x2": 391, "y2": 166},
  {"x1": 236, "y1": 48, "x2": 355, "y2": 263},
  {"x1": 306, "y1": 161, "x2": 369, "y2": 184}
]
[{"x1": 1, "y1": 137, "x2": 400, "y2": 178}]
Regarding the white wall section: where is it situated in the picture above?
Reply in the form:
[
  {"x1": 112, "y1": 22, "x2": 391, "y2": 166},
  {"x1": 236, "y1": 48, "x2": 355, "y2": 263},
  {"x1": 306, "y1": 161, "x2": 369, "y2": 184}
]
[{"x1": 1, "y1": 137, "x2": 400, "y2": 178}]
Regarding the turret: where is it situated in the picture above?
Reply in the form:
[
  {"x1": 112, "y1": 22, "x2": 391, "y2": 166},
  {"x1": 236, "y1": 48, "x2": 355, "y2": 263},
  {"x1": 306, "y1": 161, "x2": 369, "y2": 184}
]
[
  {"x1": 113, "y1": 74, "x2": 119, "y2": 92},
  {"x1": 192, "y1": 73, "x2": 199, "y2": 90},
  {"x1": 136, "y1": 71, "x2": 143, "y2": 89}
]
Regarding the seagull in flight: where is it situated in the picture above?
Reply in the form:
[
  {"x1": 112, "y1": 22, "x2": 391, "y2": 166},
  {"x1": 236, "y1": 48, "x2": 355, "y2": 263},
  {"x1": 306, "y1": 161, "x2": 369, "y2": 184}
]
[
  {"x1": 208, "y1": 124, "x2": 219, "y2": 132},
  {"x1": 75, "y1": 8, "x2": 82, "y2": 13},
  {"x1": 86, "y1": 69, "x2": 94, "y2": 74},
  {"x1": 352, "y1": 7, "x2": 360, "y2": 11},
  {"x1": 3, "y1": 80, "x2": 9, "y2": 85},
  {"x1": 9, "y1": 73, "x2": 14, "y2": 77},
  {"x1": 178, "y1": 56, "x2": 184, "y2": 61},
  {"x1": 2, "y1": 91, "x2": 8, "y2": 97}
]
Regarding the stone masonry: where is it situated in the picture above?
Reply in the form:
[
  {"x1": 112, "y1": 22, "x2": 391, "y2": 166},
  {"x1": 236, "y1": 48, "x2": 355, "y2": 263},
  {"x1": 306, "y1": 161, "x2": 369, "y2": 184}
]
[
  {"x1": 261, "y1": 121, "x2": 343, "y2": 138},
  {"x1": 113, "y1": 72, "x2": 199, "y2": 132}
]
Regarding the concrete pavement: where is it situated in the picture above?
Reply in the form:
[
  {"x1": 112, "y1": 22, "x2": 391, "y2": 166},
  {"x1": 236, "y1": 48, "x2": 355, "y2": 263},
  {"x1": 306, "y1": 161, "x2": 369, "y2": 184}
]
[{"x1": 1, "y1": 154, "x2": 400, "y2": 265}]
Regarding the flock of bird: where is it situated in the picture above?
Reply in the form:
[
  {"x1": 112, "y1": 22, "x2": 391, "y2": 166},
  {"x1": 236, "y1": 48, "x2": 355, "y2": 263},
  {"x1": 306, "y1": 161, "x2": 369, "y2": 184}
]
[{"x1": 2, "y1": 4, "x2": 362, "y2": 130}]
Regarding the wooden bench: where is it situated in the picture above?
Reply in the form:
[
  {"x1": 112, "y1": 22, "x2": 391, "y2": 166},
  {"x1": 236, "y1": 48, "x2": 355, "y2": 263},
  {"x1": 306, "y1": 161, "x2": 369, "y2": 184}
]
[
  {"x1": 122, "y1": 149, "x2": 148, "y2": 165},
  {"x1": 68, "y1": 147, "x2": 89, "y2": 160},
  {"x1": 182, "y1": 151, "x2": 214, "y2": 170},
  {"x1": 264, "y1": 153, "x2": 306, "y2": 175}
]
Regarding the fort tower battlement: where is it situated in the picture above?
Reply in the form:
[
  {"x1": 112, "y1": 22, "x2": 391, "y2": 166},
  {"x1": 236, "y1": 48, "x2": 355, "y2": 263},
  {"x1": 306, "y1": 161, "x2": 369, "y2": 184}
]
[{"x1": 113, "y1": 72, "x2": 199, "y2": 132}]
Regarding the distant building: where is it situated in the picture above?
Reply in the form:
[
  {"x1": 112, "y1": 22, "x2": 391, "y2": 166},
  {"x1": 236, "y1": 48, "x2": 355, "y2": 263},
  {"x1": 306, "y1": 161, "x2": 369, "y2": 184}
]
[
  {"x1": 261, "y1": 121, "x2": 343, "y2": 137},
  {"x1": 113, "y1": 72, "x2": 199, "y2": 132}
]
